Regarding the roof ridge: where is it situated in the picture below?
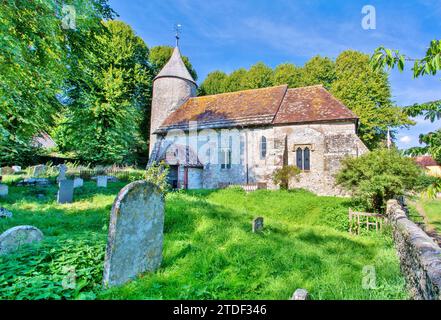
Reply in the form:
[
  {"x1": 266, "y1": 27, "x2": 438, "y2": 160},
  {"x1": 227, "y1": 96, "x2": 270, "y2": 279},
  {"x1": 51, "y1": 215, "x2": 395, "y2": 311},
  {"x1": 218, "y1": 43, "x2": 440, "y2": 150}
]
[{"x1": 192, "y1": 84, "x2": 288, "y2": 100}]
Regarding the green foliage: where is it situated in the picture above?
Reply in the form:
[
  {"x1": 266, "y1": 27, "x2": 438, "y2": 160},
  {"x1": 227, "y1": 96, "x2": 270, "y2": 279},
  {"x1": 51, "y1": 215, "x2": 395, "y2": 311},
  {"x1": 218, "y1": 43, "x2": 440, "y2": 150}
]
[
  {"x1": 272, "y1": 165, "x2": 301, "y2": 189},
  {"x1": 145, "y1": 161, "x2": 170, "y2": 193},
  {"x1": 272, "y1": 63, "x2": 302, "y2": 88},
  {"x1": 149, "y1": 45, "x2": 198, "y2": 80},
  {"x1": 243, "y1": 62, "x2": 273, "y2": 89},
  {"x1": 336, "y1": 148, "x2": 423, "y2": 212},
  {"x1": 198, "y1": 71, "x2": 227, "y2": 95},
  {"x1": 300, "y1": 55, "x2": 336, "y2": 89},
  {"x1": 223, "y1": 68, "x2": 248, "y2": 92},
  {"x1": 331, "y1": 51, "x2": 412, "y2": 149},
  {"x1": 55, "y1": 20, "x2": 151, "y2": 164}
]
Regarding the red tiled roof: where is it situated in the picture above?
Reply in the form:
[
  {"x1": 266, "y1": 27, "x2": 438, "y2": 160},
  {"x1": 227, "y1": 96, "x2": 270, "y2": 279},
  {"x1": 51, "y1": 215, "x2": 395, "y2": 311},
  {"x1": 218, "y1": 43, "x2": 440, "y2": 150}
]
[
  {"x1": 414, "y1": 156, "x2": 439, "y2": 167},
  {"x1": 273, "y1": 86, "x2": 357, "y2": 124},
  {"x1": 156, "y1": 84, "x2": 358, "y2": 133}
]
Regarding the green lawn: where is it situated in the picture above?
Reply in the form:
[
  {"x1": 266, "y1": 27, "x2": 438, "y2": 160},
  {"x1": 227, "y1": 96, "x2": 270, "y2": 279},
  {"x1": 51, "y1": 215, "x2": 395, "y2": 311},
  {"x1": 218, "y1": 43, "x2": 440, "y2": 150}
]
[
  {"x1": 0, "y1": 178, "x2": 407, "y2": 300},
  {"x1": 420, "y1": 198, "x2": 441, "y2": 234}
]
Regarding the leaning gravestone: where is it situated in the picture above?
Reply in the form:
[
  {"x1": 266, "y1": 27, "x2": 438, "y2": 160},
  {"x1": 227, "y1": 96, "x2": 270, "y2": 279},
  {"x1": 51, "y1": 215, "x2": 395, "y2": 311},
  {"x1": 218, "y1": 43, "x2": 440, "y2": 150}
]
[
  {"x1": 57, "y1": 179, "x2": 74, "y2": 204},
  {"x1": 0, "y1": 226, "x2": 43, "y2": 255},
  {"x1": 57, "y1": 164, "x2": 67, "y2": 182},
  {"x1": 32, "y1": 165, "x2": 46, "y2": 177},
  {"x1": 0, "y1": 184, "x2": 8, "y2": 197},
  {"x1": 97, "y1": 176, "x2": 108, "y2": 188},
  {"x1": 73, "y1": 177, "x2": 83, "y2": 188},
  {"x1": 291, "y1": 288, "x2": 309, "y2": 300},
  {"x1": 252, "y1": 217, "x2": 264, "y2": 233},
  {"x1": 103, "y1": 181, "x2": 164, "y2": 288}
]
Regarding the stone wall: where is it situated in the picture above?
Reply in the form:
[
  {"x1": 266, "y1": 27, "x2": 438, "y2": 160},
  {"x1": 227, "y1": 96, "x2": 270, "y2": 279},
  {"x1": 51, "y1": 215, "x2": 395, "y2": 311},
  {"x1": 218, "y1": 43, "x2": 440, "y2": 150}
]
[{"x1": 386, "y1": 199, "x2": 441, "y2": 300}]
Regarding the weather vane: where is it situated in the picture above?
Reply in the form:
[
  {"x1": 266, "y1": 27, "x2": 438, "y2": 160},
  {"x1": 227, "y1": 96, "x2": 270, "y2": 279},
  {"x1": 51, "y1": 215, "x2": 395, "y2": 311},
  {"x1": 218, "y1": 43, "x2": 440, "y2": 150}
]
[{"x1": 174, "y1": 24, "x2": 182, "y2": 47}]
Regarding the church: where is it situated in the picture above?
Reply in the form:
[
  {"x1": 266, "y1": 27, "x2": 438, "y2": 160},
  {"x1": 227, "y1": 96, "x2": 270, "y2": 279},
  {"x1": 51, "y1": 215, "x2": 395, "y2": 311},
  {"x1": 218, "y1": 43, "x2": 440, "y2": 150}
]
[{"x1": 148, "y1": 46, "x2": 368, "y2": 196}]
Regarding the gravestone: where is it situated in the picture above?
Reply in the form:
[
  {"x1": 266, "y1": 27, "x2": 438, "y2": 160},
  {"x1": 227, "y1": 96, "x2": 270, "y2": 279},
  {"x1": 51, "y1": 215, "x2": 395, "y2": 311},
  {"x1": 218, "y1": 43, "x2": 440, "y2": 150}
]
[
  {"x1": 32, "y1": 165, "x2": 46, "y2": 177},
  {"x1": 57, "y1": 179, "x2": 74, "y2": 204},
  {"x1": 0, "y1": 207, "x2": 12, "y2": 219},
  {"x1": 97, "y1": 176, "x2": 108, "y2": 188},
  {"x1": 17, "y1": 178, "x2": 50, "y2": 187},
  {"x1": 57, "y1": 164, "x2": 67, "y2": 182},
  {"x1": 0, "y1": 184, "x2": 8, "y2": 197},
  {"x1": 0, "y1": 167, "x2": 14, "y2": 175},
  {"x1": 0, "y1": 226, "x2": 43, "y2": 255},
  {"x1": 73, "y1": 177, "x2": 84, "y2": 188},
  {"x1": 103, "y1": 181, "x2": 164, "y2": 288},
  {"x1": 252, "y1": 217, "x2": 264, "y2": 233},
  {"x1": 291, "y1": 288, "x2": 309, "y2": 300},
  {"x1": 11, "y1": 166, "x2": 21, "y2": 173}
]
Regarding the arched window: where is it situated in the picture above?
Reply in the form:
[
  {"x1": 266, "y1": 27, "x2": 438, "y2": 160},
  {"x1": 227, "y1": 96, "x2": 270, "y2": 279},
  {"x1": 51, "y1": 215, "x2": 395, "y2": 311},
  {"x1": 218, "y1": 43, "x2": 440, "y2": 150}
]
[
  {"x1": 296, "y1": 147, "x2": 303, "y2": 169},
  {"x1": 303, "y1": 147, "x2": 310, "y2": 171},
  {"x1": 260, "y1": 136, "x2": 267, "y2": 159}
]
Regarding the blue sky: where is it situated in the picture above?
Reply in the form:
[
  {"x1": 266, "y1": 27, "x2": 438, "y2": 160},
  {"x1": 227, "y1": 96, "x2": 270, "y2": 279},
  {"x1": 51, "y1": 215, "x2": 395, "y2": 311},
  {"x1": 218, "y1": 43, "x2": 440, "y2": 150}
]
[{"x1": 109, "y1": 0, "x2": 440, "y2": 149}]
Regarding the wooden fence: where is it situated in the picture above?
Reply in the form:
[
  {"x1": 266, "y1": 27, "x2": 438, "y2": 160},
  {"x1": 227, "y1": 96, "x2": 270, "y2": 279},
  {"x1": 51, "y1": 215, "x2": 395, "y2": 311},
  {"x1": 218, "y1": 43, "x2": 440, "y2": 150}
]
[{"x1": 349, "y1": 208, "x2": 385, "y2": 235}]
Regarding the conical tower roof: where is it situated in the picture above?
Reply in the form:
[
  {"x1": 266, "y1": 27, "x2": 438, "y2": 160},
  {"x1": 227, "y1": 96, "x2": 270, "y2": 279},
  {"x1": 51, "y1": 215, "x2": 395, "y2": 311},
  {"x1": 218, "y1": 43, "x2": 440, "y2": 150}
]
[{"x1": 154, "y1": 47, "x2": 196, "y2": 85}]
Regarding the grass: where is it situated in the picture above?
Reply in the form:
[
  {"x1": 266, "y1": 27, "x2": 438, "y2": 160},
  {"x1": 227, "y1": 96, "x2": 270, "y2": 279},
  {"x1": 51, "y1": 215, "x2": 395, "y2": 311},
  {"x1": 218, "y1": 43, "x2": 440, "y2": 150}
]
[
  {"x1": 409, "y1": 196, "x2": 441, "y2": 235},
  {"x1": 0, "y1": 178, "x2": 407, "y2": 300}
]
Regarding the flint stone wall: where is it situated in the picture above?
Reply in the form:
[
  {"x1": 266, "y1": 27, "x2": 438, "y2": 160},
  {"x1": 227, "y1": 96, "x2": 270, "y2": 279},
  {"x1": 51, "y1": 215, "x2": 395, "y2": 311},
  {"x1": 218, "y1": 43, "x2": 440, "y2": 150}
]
[
  {"x1": 386, "y1": 199, "x2": 441, "y2": 300},
  {"x1": 103, "y1": 181, "x2": 165, "y2": 288}
]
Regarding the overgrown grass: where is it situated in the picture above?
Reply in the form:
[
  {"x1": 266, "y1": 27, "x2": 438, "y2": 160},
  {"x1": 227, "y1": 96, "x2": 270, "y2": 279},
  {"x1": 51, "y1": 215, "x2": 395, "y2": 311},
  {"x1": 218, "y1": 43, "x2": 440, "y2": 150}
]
[{"x1": 0, "y1": 179, "x2": 407, "y2": 300}]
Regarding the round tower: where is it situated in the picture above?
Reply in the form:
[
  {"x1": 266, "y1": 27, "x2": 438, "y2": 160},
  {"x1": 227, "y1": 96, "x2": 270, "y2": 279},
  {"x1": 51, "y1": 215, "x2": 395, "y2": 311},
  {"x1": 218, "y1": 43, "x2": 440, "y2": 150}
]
[{"x1": 149, "y1": 47, "x2": 197, "y2": 154}]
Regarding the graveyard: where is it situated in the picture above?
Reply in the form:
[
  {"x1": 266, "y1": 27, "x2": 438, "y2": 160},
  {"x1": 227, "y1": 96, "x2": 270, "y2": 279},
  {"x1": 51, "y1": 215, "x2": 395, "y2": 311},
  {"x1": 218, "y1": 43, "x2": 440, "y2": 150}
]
[{"x1": 0, "y1": 170, "x2": 407, "y2": 300}]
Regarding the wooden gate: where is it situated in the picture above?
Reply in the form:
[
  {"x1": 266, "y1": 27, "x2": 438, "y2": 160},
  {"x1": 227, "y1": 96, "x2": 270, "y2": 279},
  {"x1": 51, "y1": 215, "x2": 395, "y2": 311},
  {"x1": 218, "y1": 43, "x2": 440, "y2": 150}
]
[{"x1": 349, "y1": 208, "x2": 385, "y2": 235}]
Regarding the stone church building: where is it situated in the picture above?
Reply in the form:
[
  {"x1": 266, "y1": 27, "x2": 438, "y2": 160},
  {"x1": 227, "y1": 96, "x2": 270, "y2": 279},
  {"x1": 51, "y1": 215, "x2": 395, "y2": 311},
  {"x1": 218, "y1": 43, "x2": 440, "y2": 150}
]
[{"x1": 148, "y1": 46, "x2": 368, "y2": 196}]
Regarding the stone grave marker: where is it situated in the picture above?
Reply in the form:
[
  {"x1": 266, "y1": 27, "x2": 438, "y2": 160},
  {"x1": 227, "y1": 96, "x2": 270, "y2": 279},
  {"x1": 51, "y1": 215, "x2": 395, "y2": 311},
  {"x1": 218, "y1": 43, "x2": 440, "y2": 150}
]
[
  {"x1": 11, "y1": 166, "x2": 21, "y2": 173},
  {"x1": 0, "y1": 167, "x2": 14, "y2": 175},
  {"x1": 0, "y1": 184, "x2": 8, "y2": 197},
  {"x1": 252, "y1": 217, "x2": 264, "y2": 233},
  {"x1": 57, "y1": 164, "x2": 67, "y2": 182},
  {"x1": 0, "y1": 207, "x2": 13, "y2": 219},
  {"x1": 291, "y1": 288, "x2": 309, "y2": 300},
  {"x1": 0, "y1": 226, "x2": 43, "y2": 255},
  {"x1": 32, "y1": 165, "x2": 46, "y2": 177},
  {"x1": 97, "y1": 176, "x2": 108, "y2": 188},
  {"x1": 73, "y1": 177, "x2": 84, "y2": 188},
  {"x1": 57, "y1": 179, "x2": 74, "y2": 204},
  {"x1": 103, "y1": 181, "x2": 164, "y2": 288}
]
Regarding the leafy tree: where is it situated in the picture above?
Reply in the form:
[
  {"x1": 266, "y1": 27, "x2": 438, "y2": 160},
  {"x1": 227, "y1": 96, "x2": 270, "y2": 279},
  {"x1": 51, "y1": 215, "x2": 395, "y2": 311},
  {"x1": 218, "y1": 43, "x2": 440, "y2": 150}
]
[
  {"x1": 149, "y1": 45, "x2": 197, "y2": 80},
  {"x1": 224, "y1": 68, "x2": 248, "y2": 92},
  {"x1": 272, "y1": 165, "x2": 300, "y2": 190},
  {"x1": 199, "y1": 71, "x2": 228, "y2": 95},
  {"x1": 242, "y1": 62, "x2": 273, "y2": 89},
  {"x1": 371, "y1": 40, "x2": 441, "y2": 196},
  {"x1": 272, "y1": 63, "x2": 302, "y2": 88},
  {"x1": 299, "y1": 55, "x2": 336, "y2": 89},
  {"x1": 336, "y1": 148, "x2": 423, "y2": 212},
  {"x1": 331, "y1": 50, "x2": 412, "y2": 149},
  {"x1": 55, "y1": 20, "x2": 151, "y2": 164}
]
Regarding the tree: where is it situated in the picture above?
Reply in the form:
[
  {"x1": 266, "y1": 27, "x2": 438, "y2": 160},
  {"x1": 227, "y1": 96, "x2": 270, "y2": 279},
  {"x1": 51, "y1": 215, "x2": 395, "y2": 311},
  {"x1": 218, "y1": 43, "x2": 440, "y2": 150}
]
[
  {"x1": 371, "y1": 40, "x2": 441, "y2": 196},
  {"x1": 55, "y1": 20, "x2": 151, "y2": 164},
  {"x1": 299, "y1": 56, "x2": 336, "y2": 89},
  {"x1": 331, "y1": 50, "x2": 412, "y2": 149},
  {"x1": 149, "y1": 45, "x2": 197, "y2": 80},
  {"x1": 242, "y1": 62, "x2": 273, "y2": 89},
  {"x1": 272, "y1": 63, "x2": 302, "y2": 88},
  {"x1": 199, "y1": 71, "x2": 228, "y2": 95},
  {"x1": 336, "y1": 148, "x2": 423, "y2": 213},
  {"x1": 224, "y1": 68, "x2": 248, "y2": 93}
]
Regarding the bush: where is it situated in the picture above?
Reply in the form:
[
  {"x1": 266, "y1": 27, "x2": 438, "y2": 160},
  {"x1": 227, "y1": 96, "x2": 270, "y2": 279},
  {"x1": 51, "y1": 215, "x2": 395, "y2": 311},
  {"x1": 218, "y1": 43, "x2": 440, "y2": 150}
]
[
  {"x1": 145, "y1": 161, "x2": 170, "y2": 193},
  {"x1": 272, "y1": 165, "x2": 301, "y2": 189},
  {"x1": 336, "y1": 148, "x2": 423, "y2": 212}
]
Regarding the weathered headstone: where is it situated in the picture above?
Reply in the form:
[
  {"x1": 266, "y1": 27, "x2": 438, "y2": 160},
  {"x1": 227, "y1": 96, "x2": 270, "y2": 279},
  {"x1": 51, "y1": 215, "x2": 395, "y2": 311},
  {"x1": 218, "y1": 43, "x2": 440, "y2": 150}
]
[
  {"x1": 97, "y1": 176, "x2": 108, "y2": 188},
  {"x1": 57, "y1": 164, "x2": 67, "y2": 182},
  {"x1": 17, "y1": 178, "x2": 50, "y2": 187},
  {"x1": 0, "y1": 184, "x2": 8, "y2": 197},
  {"x1": 0, "y1": 167, "x2": 14, "y2": 175},
  {"x1": 291, "y1": 288, "x2": 309, "y2": 300},
  {"x1": 0, "y1": 226, "x2": 43, "y2": 255},
  {"x1": 11, "y1": 166, "x2": 21, "y2": 173},
  {"x1": 0, "y1": 207, "x2": 12, "y2": 219},
  {"x1": 32, "y1": 165, "x2": 46, "y2": 177},
  {"x1": 73, "y1": 177, "x2": 84, "y2": 188},
  {"x1": 57, "y1": 179, "x2": 74, "y2": 204},
  {"x1": 103, "y1": 181, "x2": 164, "y2": 288},
  {"x1": 252, "y1": 217, "x2": 264, "y2": 233}
]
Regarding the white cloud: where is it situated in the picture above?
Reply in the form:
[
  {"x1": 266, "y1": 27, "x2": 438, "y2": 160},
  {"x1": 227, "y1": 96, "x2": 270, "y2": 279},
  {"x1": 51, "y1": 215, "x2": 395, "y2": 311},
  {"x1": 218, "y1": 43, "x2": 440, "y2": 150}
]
[{"x1": 399, "y1": 135, "x2": 412, "y2": 144}]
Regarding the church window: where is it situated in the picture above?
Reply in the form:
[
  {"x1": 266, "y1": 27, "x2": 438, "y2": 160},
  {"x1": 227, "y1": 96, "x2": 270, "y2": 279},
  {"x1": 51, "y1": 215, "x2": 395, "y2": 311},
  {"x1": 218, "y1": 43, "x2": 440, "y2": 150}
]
[
  {"x1": 260, "y1": 136, "x2": 267, "y2": 159},
  {"x1": 295, "y1": 146, "x2": 311, "y2": 171},
  {"x1": 303, "y1": 147, "x2": 310, "y2": 171},
  {"x1": 221, "y1": 149, "x2": 231, "y2": 169},
  {"x1": 296, "y1": 147, "x2": 303, "y2": 169}
]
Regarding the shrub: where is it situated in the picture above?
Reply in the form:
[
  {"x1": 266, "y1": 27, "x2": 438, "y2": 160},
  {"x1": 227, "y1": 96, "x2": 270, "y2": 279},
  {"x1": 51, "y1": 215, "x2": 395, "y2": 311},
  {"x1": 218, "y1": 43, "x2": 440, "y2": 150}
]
[
  {"x1": 336, "y1": 148, "x2": 423, "y2": 212},
  {"x1": 272, "y1": 165, "x2": 301, "y2": 189},
  {"x1": 145, "y1": 161, "x2": 170, "y2": 193}
]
